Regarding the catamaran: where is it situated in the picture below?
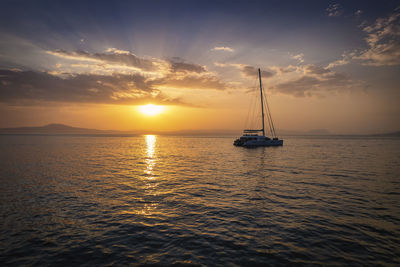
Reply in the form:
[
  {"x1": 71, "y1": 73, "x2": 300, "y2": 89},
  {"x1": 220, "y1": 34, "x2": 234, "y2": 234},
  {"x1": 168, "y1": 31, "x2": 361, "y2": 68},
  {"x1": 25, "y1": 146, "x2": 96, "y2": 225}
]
[{"x1": 233, "y1": 68, "x2": 283, "y2": 147}]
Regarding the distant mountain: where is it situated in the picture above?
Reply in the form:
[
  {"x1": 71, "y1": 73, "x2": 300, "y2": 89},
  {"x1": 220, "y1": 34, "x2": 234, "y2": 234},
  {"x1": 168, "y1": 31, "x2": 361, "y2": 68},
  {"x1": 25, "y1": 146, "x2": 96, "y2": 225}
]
[
  {"x1": 0, "y1": 124, "x2": 238, "y2": 136},
  {"x1": 370, "y1": 131, "x2": 400, "y2": 137},
  {"x1": 0, "y1": 125, "x2": 328, "y2": 136},
  {"x1": 0, "y1": 123, "x2": 134, "y2": 135},
  {"x1": 1, "y1": 123, "x2": 398, "y2": 137}
]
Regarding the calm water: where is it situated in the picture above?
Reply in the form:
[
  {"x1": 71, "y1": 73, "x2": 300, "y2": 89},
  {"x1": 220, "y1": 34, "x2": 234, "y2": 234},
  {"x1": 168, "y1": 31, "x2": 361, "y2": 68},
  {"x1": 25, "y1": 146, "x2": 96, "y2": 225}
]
[{"x1": 0, "y1": 135, "x2": 399, "y2": 266}]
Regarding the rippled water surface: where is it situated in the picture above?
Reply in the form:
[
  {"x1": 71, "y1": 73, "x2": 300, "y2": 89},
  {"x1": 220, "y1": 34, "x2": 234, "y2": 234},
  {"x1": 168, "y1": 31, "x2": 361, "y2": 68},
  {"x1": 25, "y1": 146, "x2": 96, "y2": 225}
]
[{"x1": 1, "y1": 135, "x2": 399, "y2": 266}]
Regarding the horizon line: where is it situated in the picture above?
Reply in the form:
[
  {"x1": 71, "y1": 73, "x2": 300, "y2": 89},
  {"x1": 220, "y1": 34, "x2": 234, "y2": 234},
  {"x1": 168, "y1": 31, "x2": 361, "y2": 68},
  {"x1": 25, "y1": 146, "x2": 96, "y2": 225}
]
[{"x1": 0, "y1": 123, "x2": 399, "y2": 136}]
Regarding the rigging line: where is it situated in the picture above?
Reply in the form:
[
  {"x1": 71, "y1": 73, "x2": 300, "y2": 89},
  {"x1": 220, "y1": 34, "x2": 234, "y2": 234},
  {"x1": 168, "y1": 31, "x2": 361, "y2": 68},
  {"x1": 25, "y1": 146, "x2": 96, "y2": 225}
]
[
  {"x1": 259, "y1": 74, "x2": 274, "y2": 137},
  {"x1": 244, "y1": 78, "x2": 258, "y2": 130},
  {"x1": 244, "y1": 77, "x2": 257, "y2": 128},
  {"x1": 250, "y1": 78, "x2": 259, "y2": 130},
  {"x1": 263, "y1": 88, "x2": 274, "y2": 137},
  {"x1": 263, "y1": 88, "x2": 277, "y2": 137},
  {"x1": 266, "y1": 99, "x2": 276, "y2": 137},
  {"x1": 261, "y1": 82, "x2": 274, "y2": 137},
  {"x1": 243, "y1": 88, "x2": 253, "y2": 130},
  {"x1": 249, "y1": 96, "x2": 256, "y2": 130},
  {"x1": 258, "y1": 68, "x2": 275, "y2": 137}
]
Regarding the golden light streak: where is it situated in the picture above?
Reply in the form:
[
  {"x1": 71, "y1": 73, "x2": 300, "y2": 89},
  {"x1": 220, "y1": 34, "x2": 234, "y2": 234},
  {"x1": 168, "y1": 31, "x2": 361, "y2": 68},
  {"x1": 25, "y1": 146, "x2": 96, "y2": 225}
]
[{"x1": 144, "y1": 135, "x2": 156, "y2": 179}]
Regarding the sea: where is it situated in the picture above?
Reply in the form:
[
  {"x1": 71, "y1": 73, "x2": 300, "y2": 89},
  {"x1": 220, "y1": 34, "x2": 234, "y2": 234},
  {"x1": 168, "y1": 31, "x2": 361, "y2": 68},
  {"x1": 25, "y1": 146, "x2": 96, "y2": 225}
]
[{"x1": 0, "y1": 135, "x2": 399, "y2": 266}]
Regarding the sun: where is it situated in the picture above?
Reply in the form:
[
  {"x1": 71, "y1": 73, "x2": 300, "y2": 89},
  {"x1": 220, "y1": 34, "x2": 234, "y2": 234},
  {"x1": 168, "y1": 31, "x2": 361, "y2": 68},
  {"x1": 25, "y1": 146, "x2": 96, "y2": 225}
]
[{"x1": 138, "y1": 104, "x2": 165, "y2": 116}]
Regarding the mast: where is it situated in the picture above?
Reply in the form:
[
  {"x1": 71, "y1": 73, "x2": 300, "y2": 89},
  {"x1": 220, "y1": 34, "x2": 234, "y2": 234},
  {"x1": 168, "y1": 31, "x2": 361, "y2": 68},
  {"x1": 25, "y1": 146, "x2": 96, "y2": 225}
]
[{"x1": 258, "y1": 68, "x2": 265, "y2": 136}]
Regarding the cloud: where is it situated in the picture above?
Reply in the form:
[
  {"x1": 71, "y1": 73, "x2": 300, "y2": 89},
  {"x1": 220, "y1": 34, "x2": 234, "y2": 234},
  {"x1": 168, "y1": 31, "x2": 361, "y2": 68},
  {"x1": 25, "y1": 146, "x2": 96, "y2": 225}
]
[
  {"x1": 150, "y1": 58, "x2": 229, "y2": 91},
  {"x1": 290, "y1": 53, "x2": 304, "y2": 63},
  {"x1": 0, "y1": 49, "x2": 230, "y2": 106},
  {"x1": 47, "y1": 49, "x2": 221, "y2": 81},
  {"x1": 213, "y1": 61, "x2": 358, "y2": 98},
  {"x1": 303, "y1": 64, "x2": 330, "y2": 75},
  {"x1": 45, "y1": 48, "x2": 230, "y2": 93},
  {"x1": 354, "y1": 11, "x2": 400, "y2": 66},
  {"x1": 326, "y1": 3, "x2": 343, "y2": 17},
  {"x1": 270, "y1": 64, "x2": 363, "y2": 97},
  {"x1": 270, "y1": 65, "x2": 298, "y2": 75},
  {"x1": 0, "y1": 69, "x2": 185, "y2": 105},
  {"x1": 214, "y1": 62, "x2": 228, "y2": 67},
  {"x1": 240, "y1": 65, "x2": 274, "y2": 79},
  {"x1": 326, "y1": 51, "x2": 354, "y2": 68},
  {"x1": 47, "y1": 49, "x2": 158, "y2": 71},
  {"x1": 326, "y1": 8, "x2": 400, "y2": 68},
  {"x1": 105, "y1": 48, "x2": 131, "y2": 55},
  {"x1": 213, "y1": 62, "x2": 363, "y2": 97},
  {"x1": 152, "y1": 74, "x2": 227, "y2": 91},
  {"x1": 213, "y1": 61, "x2": 361, "y2": 97},
  {"x1": 215, "y1": 62, "x2": 274, "y2": 79},
  {"x1": 168, "y1": 58, "x2": 207, "y2": 73},
  {"x1": 211, "y1": 46, "x2": 234, "y2": 52}
]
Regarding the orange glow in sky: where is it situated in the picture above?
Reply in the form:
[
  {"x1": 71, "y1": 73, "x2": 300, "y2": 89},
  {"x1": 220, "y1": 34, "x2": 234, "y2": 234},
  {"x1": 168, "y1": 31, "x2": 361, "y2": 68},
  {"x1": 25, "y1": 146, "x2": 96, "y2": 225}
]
[{"x1": 0, "y1": 1, "x2": 399, "y2": 135}]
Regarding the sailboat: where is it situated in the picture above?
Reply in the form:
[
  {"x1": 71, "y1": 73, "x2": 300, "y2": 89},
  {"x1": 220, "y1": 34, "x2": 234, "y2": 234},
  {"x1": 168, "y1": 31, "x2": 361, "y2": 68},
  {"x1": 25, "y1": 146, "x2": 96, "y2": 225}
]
[{"x1": 233, "y1": 68, "x2": 283, "y2": 147}]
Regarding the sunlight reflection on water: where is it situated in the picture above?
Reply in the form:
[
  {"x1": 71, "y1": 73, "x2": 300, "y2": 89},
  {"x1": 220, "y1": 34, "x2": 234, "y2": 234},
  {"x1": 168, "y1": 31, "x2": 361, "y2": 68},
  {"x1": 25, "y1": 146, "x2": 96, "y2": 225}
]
[
  {"x1": 144, "y1": 135, "x2": 156, "y2": 180},
  {"x1": 0, "y1": 135, "x2": 399, "y2": 266}
]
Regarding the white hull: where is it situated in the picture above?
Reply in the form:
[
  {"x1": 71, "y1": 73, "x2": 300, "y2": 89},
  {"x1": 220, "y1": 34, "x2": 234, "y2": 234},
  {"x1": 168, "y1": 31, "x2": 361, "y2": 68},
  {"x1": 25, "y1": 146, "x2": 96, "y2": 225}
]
[
  {"x1": 234, "y1": 135, "x2": 283, "y2": 147},
  {"x1": 243, "y1": 139, "x2": 283, "y2": 147}
]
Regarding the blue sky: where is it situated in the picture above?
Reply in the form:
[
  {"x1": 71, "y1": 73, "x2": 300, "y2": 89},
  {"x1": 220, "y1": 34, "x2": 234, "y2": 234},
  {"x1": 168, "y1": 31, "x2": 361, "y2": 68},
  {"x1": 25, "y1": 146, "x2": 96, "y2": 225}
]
[
  {"x1": 0, "y1": 0, "x2": 399, "y2": 133},
  {"x1": 1, "y1": 0, "x2": 397, "y2": 66}
]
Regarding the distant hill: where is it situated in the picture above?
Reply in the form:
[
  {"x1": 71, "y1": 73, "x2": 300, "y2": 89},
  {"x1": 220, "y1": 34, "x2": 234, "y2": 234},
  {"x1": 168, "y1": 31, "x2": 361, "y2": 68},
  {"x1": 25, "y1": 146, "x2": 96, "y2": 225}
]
[
  {"x1": 0, "y1": 123, "x2": 134, "y2": 136},
  {"x1": 0, "y1": 124, "x2": 238, "y2": 136},
  {"x1": 0, "y1": 124, "x2": 337, "y2": 136},
  {"x1": 1, "y1": 124, "x2": 398, "y2": 137},
  {"x1": 370, "y1": 131, "x2": 400, "y2": 137}
]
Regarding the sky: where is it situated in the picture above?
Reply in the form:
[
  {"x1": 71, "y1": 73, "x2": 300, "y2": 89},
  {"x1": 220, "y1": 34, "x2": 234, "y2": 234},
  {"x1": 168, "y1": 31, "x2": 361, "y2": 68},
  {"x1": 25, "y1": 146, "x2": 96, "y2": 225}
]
[{"x1": 0, "y1": 0, "x2": 399, "y2": 134}]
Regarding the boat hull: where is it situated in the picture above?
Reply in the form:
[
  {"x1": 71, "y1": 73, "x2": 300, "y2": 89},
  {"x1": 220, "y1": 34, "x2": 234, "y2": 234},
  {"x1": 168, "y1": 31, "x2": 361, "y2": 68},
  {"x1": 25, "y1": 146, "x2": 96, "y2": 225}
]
[{"x1": 234, "y1": 138, "x2": 283, "y2": 147}]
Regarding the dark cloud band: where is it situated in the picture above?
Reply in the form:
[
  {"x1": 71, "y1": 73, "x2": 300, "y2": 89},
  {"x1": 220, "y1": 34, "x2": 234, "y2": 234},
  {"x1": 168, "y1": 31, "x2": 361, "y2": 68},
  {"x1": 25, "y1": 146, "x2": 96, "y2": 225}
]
[{"x1": 0, "y1": 69, "x2": 184, "y2": 105}]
